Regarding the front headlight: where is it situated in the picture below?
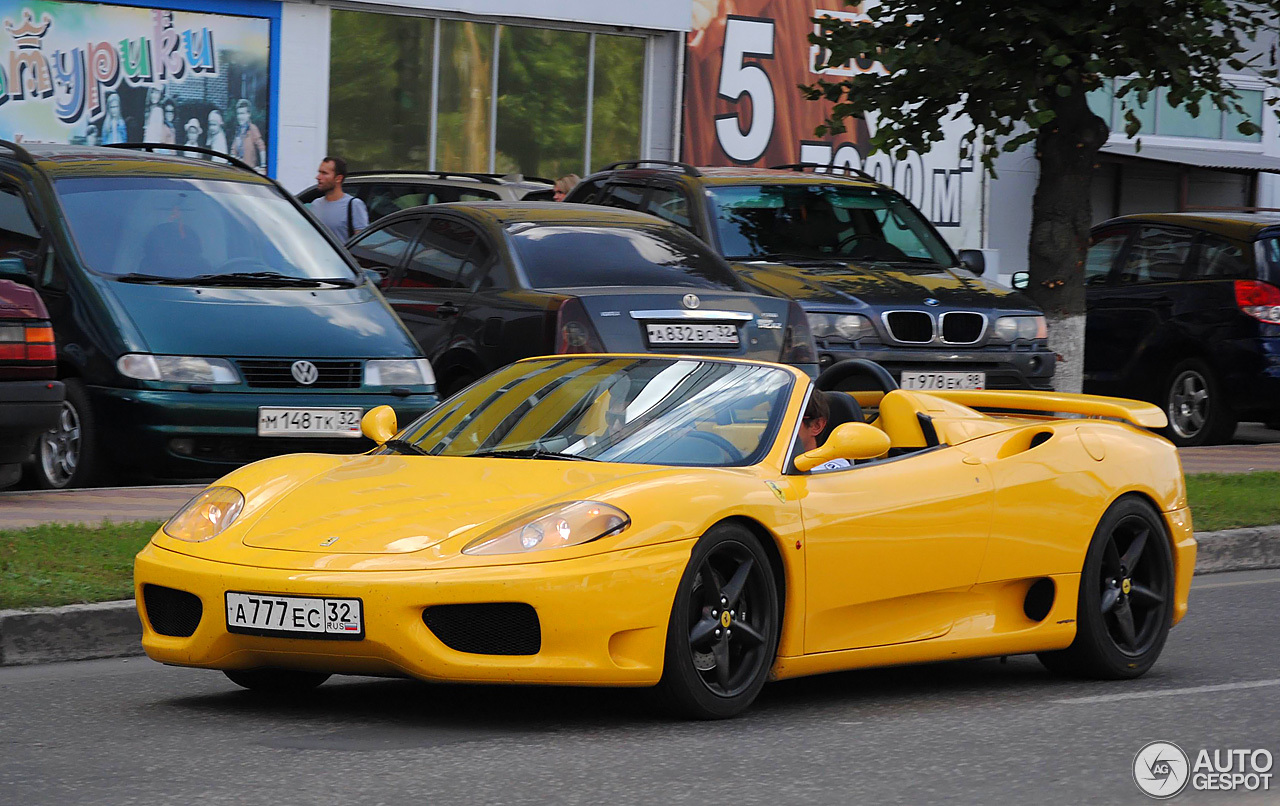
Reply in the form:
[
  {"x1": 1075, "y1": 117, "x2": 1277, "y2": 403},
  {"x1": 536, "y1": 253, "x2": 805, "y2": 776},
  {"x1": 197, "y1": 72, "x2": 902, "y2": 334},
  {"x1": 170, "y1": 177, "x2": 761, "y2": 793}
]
[
  {"x1": 117, "y1": 354, "x2": 239, "y2": 384},
  {"x1": 462, "y1": 501, "x2": 629, "y2": 556},
  {"x1": 364, "y1": 358, "x2": 436, "y2": 387},
  {"x1": 806, "y1": 312, "x2": 872, "y2": 341},
  {"x1": 163, "y1": 486, "x2": 245, "y2": 542},
  {"x1": 993, "y1": 316, "x2": 1048, "y2": 342}
]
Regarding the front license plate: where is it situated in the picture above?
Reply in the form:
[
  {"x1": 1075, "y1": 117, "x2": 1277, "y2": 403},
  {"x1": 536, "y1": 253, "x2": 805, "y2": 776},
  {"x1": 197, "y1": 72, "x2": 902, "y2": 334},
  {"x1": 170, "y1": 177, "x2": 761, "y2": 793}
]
[
  {"x1": 900, "y1": 371, "x2": 986, "y2": 390},
  {"x1": 225, "y1": 592, "x2": 364, "y2": 639},
  {"x1": 645, "y1": 322, "x2": 740, "y2": 346},
  {"x1": 257, "y1": 407, "x2": 362, "y2": 437}
]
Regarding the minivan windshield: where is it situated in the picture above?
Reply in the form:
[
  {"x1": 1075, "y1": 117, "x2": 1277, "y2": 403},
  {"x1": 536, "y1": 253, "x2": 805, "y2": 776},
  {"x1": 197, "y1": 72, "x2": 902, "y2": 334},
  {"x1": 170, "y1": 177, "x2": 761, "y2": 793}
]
[
  {"x1": 55, "y1": 177, "x2": 357, "y2": 284},
  {"x1": 507, "y1": 223, "x2": 743, "y2": 290},
  {"x1": 710, "y1": 184, "x2": 956, "y2": 266}
]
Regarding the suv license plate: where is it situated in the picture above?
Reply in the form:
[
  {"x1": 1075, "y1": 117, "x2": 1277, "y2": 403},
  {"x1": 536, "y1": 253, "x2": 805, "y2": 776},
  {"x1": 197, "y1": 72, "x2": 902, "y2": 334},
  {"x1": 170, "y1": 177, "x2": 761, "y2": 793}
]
[
  {"x1": 226, "y1": 592, "x2": 364, "y2": 639},
  {"x1": 258, "y1": 407, "x2": 362, "y2": 437},
  {"x1": 900, "y1": 371, "x2": 986, "y2": 390},
  {"x1": 645, "y1": 323, "x2": 739, "y2": 346}
]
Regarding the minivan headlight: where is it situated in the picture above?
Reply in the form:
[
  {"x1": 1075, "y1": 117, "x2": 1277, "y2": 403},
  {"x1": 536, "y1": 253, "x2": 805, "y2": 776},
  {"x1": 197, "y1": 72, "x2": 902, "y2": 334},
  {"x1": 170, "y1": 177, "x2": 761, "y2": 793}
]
[
  {"x1": 992, "y1": 316, "x2": 1047, "y2": 342},
  {"x1": 117, "y1": 354, "x2": 240, "y2": 384},
  {"x1": 163, "y1": 487, "x2": 244, "y2": 542},
  {"x1": 462, "y1": 501, "x2": 629, "y2": 556},
  {"x1": 364, "y1": 358, "x2": 436, "y2": 387}
]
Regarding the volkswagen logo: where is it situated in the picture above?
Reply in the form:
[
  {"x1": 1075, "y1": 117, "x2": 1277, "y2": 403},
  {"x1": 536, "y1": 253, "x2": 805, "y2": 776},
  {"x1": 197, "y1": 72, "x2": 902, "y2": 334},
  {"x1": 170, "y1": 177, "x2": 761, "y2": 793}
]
[
  {"x1": 923, "y1": 298, "x2": 941, "y2": 307},
  {"x1": 290, "y1": 360, "x2": 319, "y2": 385},
  {"x1": 682, "y1": 294, "x2": 701, "y2": 310}
]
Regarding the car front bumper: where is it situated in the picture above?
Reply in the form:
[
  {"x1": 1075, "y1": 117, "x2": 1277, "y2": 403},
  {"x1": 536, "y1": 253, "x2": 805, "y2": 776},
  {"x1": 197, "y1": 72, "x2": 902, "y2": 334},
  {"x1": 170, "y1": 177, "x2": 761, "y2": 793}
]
[
  {"x1": 816, "y1": 345, "x2": 1057, "y2": 390},
  {"x1": 134, "y1": 539, "x2": 690, "y2": 686},
  {"x1": 91, "y1": 386, "x2": 438, "y2": 477}
]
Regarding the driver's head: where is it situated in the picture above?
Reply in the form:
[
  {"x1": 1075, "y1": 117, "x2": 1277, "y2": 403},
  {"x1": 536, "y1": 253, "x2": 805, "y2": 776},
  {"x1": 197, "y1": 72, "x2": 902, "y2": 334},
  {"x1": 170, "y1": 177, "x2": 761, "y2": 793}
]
[{"x1": 800, "y1": 390, "x2": 830, "y2": 452}]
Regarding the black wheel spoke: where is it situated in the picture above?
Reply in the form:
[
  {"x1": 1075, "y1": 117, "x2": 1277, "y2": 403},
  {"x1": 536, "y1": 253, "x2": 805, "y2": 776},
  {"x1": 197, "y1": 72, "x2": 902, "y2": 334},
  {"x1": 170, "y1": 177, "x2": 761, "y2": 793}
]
[
  {"x1": 1101, "y1": 586, "x2": 1121, "y2": 614},
  {"x1": 1114, "y1": 598, "x2": 1138, "y2": 650},
  {"x1": 1121, "y1": 527, "x2": 1149, "y2": 571},
  {"x1": 1103, "y1": 539, "x2": 1122, "y2": 576},
  {"x1": 689, "y1": 615, "x2": 719, "y2": 648},
  {"x1": 1129, "y1": 582, "x2": 1165, "y2": 608},
  {"x1": 721, "y1": 557, "x2": 754, "y2": 608},
  {"x1": 699, "y1": 559, "x2": 722, "y2": 601},
  {"x1": 712, "y1": 638, "x2": 731, "y2": 689}
]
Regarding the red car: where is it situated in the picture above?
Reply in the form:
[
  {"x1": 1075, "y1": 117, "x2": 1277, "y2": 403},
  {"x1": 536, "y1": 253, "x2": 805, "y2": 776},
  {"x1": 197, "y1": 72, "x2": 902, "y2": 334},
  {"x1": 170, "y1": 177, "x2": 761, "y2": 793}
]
[{"x1": 0, "y1": 277, "x2": 63, "y2": 489}]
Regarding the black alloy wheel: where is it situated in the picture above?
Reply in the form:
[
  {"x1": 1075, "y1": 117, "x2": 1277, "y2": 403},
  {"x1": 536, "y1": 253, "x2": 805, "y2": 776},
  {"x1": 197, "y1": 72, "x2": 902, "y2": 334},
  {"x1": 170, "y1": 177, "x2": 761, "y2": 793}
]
[
  {"x1": 656, "y1": 523, "x2": 779, "y2": 719},
  {"x1": 1161, "y1": 358, "x2": 1235, "y2": 447},
  {"x1": 1039, "y1": 498, "x2": 1174, "y2": 679},
  {"x1": 224, "y1": 668, "x2": 331, "y2": 693}
]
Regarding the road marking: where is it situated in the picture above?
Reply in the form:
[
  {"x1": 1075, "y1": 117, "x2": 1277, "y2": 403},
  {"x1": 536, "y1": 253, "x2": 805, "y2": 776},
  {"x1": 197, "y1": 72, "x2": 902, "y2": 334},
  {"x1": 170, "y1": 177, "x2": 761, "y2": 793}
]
[
  {"x1": 1054, "y1": 678, "x2": 1280, "y2": 705},
  {"x1": 1193, "y1": 577, "x2": 1280, "y2": 590}
]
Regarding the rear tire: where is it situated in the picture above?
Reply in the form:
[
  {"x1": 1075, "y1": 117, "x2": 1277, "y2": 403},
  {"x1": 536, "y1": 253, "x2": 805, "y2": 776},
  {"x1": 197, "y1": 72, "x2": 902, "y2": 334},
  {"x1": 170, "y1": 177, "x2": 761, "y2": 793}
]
[
  {"x1": 442, "y1": 372, "x2": 476, "y2": 399},
  {"x1": 1160, "y1": 358, "x2": 1235, "y2": 446},
  {"x1": 224, "y1": 668, "x2": 330, "y2": 693},
  {"x1": 1038, "y1": 498, "x2": 1174, "y2": 679}
]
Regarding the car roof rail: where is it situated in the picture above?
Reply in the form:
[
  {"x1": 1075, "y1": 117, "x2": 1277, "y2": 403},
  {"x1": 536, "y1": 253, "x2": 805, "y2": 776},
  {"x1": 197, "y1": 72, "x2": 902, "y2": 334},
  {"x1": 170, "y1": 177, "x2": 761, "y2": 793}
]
[
  {"x1": 345, "y1": 169, "x2": 506, "y2": 185},
  {"x1": 0, "y1": 139, "x2": 36, "y2": 165},
  {"x1": 600, "y1": 159, "x2": 702, "y2": 177},
  {"x1": 106, "y1": 142, "x2": 263, "y2": 176},
  {"x1": 769, "y1": 162, "x2": 876, "y2": 182}
]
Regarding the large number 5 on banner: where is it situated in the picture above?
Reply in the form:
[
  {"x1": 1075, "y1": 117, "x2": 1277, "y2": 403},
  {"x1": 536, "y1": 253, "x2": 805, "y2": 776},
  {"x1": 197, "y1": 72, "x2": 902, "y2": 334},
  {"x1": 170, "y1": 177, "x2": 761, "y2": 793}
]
[{"x1": 714, "y1": 17, "x2": 776, "y2": 163}]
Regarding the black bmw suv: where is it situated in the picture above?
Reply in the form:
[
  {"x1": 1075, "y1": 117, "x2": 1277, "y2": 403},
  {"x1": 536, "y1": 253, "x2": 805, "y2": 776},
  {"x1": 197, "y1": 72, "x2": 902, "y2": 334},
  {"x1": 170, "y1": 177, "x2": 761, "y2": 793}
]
[{"x1": 568, "y1": 161, "x2": 1056, "y2": 391}]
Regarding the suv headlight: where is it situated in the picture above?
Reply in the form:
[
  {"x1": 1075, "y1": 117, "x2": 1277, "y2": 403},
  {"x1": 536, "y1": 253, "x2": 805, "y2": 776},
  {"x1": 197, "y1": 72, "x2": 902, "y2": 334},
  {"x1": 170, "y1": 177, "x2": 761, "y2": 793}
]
[
  {"x1": 806, "y1": 313, "x2": 873, "y2": 342},
  {"x1": 117, "y1": 354, "x2": 239, "y2": 384},
  {"x1": 992, "y1": 316, "x2": 1047, "y2": 342},
  {"x1": 163, "y1": 487, "x2": 244, "y2": 542},
  {"x1": 462, "y1": 501, "x2": 629, "y2": 555},
  {"x1": 364, "y1": 358, "x2": 436, "y2": 387}
]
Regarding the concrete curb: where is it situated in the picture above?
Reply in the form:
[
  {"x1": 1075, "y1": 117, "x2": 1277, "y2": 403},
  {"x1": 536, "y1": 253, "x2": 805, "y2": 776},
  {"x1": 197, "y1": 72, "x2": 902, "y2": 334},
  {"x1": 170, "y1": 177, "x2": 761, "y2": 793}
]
[{"x1": 2, "y1": 526, "x2": 1278, "y2": 668}]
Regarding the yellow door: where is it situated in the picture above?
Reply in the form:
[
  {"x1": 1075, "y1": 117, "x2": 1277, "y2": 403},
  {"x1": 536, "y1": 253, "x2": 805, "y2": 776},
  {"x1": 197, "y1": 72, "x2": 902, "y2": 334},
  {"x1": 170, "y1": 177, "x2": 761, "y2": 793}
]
[{"x1": 797, "y1": 446, "x2": 993, "y2": 653}]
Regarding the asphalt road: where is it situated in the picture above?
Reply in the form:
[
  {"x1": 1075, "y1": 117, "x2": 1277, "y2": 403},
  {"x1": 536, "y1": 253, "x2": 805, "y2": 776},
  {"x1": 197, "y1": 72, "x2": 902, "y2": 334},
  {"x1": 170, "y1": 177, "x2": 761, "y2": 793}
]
[{"x1": 2, "y1": 570, "x2": 1278, "y2": 806}]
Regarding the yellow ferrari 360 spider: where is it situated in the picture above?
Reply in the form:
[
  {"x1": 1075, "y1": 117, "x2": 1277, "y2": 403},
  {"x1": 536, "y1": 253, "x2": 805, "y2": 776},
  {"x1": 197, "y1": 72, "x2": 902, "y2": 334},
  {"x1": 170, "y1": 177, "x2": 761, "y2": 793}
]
[{"x1": 135, "y1": 355, "x2": 1194, "y2": 718}]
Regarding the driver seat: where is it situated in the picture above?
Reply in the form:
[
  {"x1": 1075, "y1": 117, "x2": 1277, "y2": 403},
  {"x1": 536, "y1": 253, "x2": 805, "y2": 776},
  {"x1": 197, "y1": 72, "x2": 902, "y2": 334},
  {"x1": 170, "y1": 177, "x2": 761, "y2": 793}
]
[{"x1": 817, "y1": 392, "x2": 865, "y2": 446}]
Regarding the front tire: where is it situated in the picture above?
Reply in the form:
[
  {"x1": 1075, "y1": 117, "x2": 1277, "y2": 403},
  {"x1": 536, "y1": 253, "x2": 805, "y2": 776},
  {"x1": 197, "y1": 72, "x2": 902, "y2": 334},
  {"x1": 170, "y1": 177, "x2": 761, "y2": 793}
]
[
  {"x1": 1038, "y1": 498, "x2": 1174, "y2": 679},
  {"x1": 32, "y1": 378, "x2": 98, "y2": 489},
  {"x1": 655, "y1": 523, "x2": 780, "y2": 719},
  {"x1": 224, "y1": 668, "x2": 330, "y2": 693}
]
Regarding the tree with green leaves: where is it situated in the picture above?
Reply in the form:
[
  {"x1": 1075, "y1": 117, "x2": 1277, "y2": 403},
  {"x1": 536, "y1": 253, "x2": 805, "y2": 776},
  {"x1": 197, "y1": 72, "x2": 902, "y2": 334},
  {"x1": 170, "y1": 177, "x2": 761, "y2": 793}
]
[{"x1": 804, "y1": 1, "x2": 1278, "y2": 391}]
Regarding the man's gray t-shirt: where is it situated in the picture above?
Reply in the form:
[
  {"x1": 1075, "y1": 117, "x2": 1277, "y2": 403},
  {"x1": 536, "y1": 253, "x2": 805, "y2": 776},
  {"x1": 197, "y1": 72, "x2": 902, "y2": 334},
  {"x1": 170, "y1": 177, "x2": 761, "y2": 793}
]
[{"x1": 309, "y1": 194, "x2": 369, "y2": 242}]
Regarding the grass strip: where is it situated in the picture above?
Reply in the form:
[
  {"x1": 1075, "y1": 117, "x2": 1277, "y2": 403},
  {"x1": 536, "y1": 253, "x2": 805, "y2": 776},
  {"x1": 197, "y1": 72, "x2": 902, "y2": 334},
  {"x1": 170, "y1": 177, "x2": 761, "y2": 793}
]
[
  {"x1": 1185, "y1": 472, "x2": 1280, "y2": 533},
  {"x1": 0, "y1": 520, "x2": 160, "y2": 609}
]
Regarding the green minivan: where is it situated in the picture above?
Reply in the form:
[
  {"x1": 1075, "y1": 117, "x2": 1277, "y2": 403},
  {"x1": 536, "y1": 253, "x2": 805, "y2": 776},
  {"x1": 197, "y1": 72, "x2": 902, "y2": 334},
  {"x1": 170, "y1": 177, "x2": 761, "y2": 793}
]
[{"x1": 0, "y1": 143, "x2": 438, "y2": 488}]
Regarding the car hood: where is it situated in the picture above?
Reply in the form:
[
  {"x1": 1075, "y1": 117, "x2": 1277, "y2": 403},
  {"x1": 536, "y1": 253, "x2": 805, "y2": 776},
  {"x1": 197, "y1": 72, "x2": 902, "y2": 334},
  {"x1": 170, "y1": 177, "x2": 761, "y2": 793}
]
[
  {"x1": 730, "y1": 260, "x2": 1036, "y2": 310},
  {"x1": 98, "y1": 280, "x2": 418, "y2": 357}
]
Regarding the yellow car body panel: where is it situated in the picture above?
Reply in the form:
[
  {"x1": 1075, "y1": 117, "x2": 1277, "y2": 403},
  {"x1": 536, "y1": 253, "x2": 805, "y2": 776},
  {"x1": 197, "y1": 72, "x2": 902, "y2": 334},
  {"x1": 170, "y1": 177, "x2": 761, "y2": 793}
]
[{"x1": 135, "y1": 354, "x2": 1193, "y2": 688}]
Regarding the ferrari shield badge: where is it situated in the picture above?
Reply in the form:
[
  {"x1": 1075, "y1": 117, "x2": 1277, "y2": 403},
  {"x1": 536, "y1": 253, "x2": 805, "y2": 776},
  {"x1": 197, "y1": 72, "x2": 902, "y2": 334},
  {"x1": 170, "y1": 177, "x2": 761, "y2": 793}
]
[{"x1": 765, "y1": 481, "x2": 786, "y2": 502}]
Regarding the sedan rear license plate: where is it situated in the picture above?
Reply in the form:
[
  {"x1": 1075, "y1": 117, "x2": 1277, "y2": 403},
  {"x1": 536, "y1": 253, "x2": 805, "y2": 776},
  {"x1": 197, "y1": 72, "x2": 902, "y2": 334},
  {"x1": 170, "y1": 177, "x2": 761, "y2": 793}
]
[
  {"x1": 645, "y1": 323, "x2": 740, "y2": 346},
  {"x1": 257, "y1": 407, "x2": 362, "y2": 437},
  {"x1": 900, "y1": 371, "x2": 986, "y2": 390},
  {"x1": 226, "y1": 592, "x2": 364, "y2": 639}
]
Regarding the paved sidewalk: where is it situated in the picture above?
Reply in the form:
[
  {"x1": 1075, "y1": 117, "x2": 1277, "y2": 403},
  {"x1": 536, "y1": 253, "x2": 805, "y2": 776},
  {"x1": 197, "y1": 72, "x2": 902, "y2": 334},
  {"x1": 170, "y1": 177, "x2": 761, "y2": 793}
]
[
  {"x1": 1179, "y1": 443, "x2": 1280, "y2": 475},
  {"x1": 0, "y1": 485, "x2": 200, "y2": 530}
]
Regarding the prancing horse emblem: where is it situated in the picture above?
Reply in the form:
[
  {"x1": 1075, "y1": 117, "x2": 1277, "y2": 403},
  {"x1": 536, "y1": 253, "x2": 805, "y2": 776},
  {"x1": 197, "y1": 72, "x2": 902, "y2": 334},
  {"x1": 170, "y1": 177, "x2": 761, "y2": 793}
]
[
  {"x1": 320, "y1": 536, "x2": 340, "y2": 547},
  {"x1": 682, "y1": 294, "x2": 701, "y2": 310}
]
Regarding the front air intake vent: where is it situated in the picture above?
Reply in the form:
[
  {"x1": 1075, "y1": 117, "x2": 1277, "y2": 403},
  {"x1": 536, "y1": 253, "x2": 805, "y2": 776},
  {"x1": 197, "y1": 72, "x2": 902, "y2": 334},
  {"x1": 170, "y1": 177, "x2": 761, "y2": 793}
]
[
  {"x1": 142, "y1": 584, "x2": 203, "y2": 637},
  {"x1": 422, "y1": 603, "x2": 541, "y2": 655},
  {"x1": 884, "y1": 311, "x2": 934, "y2": 344}
]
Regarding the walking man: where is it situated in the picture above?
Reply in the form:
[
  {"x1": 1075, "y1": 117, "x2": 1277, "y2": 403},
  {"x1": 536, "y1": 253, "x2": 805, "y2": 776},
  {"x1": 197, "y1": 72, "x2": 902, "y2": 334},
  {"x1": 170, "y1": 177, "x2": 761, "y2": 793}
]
[{"x1": 309, "y1": 156, "x2": 368, "y2": 242}]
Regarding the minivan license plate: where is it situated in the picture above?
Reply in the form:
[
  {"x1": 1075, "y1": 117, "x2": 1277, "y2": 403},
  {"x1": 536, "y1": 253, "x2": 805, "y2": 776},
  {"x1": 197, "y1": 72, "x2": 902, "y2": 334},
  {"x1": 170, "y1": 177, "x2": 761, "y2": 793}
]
[
  {"x1": 226, "y1": 592, "x2": 364, "y2": 639},
  {"x1": 900, "y1": 371, "x2": 986, "y2": 390},
  {"x1": 258, "y1": 407, "x2": 362, "y2": 437}
]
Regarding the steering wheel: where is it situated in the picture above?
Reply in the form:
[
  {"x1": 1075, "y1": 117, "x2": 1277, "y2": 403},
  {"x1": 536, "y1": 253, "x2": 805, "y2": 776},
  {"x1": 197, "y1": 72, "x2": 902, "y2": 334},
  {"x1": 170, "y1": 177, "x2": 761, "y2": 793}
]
[
  {"x1": 836, "y1": 235, "x2": 908, "y2": 262},
  {"x1": 684, "y1": 430, "x2": 744, "y2": 463},
  {"x1": 815, "y1": 358, "x2": 899, "y2": 394}
]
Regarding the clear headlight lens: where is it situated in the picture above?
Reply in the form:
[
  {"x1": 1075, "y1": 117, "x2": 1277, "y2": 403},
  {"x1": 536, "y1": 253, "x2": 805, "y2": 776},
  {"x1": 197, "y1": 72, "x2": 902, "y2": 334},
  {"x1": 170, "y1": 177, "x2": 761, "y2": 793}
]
[
  {"x1": 117, "y1": 354, "x2": 239, "y2": 384},
  {"x1": 163, "y1": 487, "x2": 245, "y2": 542},
  {"x1": 993, "y1": 316, "x2": 1047, "y2": 342},
  {"x1": 462, "y1": 501, "x2": 630, "y2": 556},
  {"x1": 806, "y1": 312, "x2": 872, "y2": 341},
  {"x1": 364, "y1": 358, "x2": 436, "y2": 387}
]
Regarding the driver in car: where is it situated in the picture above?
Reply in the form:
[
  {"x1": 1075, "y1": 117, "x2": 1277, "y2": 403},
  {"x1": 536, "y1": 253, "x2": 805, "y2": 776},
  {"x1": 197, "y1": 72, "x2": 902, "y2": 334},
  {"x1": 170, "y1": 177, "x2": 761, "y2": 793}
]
[{"x1": 799, "y1": 390, "x2": 851, "y2": 472}]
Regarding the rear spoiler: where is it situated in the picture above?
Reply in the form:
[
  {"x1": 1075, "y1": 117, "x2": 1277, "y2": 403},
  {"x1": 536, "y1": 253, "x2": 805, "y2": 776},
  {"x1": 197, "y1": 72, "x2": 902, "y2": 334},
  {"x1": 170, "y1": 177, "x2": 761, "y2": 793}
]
[{"x1": 925, "y1": 389, "x2": 1168, "y2": 429}]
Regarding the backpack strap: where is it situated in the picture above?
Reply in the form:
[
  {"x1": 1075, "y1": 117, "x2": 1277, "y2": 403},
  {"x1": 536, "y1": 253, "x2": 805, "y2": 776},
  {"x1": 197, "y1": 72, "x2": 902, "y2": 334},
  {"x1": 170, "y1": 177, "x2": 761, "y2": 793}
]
[{"x1": 346, "y1": 195, "x2": 354, "y2": 239}]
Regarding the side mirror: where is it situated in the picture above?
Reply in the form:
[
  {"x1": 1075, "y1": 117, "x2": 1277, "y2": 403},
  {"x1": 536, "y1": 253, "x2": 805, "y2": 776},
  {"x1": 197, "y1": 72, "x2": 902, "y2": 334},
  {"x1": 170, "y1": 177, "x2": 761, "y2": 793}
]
[
  {"x1": 794, "y1": 422, "x2": 891, "y2": 472},
  {"x1": 361, "y1": 267, "x2": 386, "y2": 287},
  {"x1": 1010, "y1": 271, "x2": 1030, "y2": 290},
  {"x1": 360, "y1": 405, "x2": 398, "y2": 445},
  {"x1": 0, "y1": 257, "x2": 30, "y2": 282},
  {"x1": 958, "y1": 249, "x2": 985, "y2": 275}
]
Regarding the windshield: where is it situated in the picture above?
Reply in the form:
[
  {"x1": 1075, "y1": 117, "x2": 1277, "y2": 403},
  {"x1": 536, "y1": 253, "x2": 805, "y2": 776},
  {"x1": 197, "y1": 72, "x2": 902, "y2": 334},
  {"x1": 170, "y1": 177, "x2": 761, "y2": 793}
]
[
  {"x1": 397, "y1": 357, "x2": 793, "y2": 467},
  {"x1": 507, "y1": 223, "x2": 743, "y2": 290},
  {"x1": 55, "y1": 177, "x2": 356, "y2": 282},
  {"x1": 711, "y1": 184, "x2": 956, "y2": 266}
]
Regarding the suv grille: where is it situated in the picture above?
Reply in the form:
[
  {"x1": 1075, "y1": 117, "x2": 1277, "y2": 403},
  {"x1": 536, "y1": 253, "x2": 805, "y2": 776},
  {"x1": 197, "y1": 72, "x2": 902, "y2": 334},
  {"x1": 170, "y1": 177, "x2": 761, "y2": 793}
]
[
  {"x1": 236, "y1": 359, "x2": 362, "y2": 389},
  {"x1": 941, "y1": 312, "x2": 985, "y2": 344},
  {"x1": 422, "y1": 603, "x2": 541, "y2": 655},
  {"x1": 884, "y1": 311, "x2": 934, "y2": 344},
  {"x1": 142, "y1": 584, "x2": 203, "y2": 637}
]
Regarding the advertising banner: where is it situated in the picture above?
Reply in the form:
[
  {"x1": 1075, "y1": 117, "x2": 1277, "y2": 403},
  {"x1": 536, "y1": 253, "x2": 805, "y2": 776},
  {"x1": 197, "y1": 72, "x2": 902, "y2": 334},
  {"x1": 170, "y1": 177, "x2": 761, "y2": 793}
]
[
  {"x1": 0, "y1": 1, "x2": 272, "y2": 171},
  {"x1": 684, "y1": 0, "x2": 984, "y2": 244}
]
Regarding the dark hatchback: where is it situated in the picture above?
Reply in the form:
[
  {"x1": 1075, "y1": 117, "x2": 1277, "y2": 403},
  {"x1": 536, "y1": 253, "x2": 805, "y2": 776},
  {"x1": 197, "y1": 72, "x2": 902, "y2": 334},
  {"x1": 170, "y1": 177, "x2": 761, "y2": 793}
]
[
  {"x1": 568, "y1": 163, "x2": 1056, "y2": 391},
  {"x1": 0, "y1": 143, "x2": 437, "y2": 487},
  {"x1": 345, "y1": 202, "x2": 816, "y2": 395},
  {"x1": 1085, "y1": 212, "x2": 1280, "y2": 445},
  {"x1": 0, "y1": 279, "x2": 62, "y2": 489}
]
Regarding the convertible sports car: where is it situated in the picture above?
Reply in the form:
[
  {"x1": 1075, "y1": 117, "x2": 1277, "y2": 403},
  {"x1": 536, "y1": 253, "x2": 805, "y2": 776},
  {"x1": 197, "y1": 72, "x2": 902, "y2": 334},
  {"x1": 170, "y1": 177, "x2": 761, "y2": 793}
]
[{"x1": 135, "y1": 355, "x2": 1195, "y2": 718}]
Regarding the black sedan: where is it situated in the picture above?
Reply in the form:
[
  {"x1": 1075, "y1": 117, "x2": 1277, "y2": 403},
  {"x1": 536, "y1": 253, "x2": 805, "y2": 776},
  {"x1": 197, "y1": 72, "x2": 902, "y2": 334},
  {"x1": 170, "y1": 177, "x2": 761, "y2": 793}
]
[{"x1": 346, "y1": 202, "x2": 817, "y2": 395}]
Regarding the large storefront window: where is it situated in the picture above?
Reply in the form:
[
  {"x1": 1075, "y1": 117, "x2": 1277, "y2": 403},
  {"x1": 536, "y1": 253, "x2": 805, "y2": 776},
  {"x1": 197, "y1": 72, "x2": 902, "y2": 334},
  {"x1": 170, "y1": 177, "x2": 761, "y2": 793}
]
[
  {"x1": 328, "y1": 10, "x2": 647, "y2": 177},
  {"x1": 1087, "y1": 79, "x2": 1263, "y2": 143}
]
